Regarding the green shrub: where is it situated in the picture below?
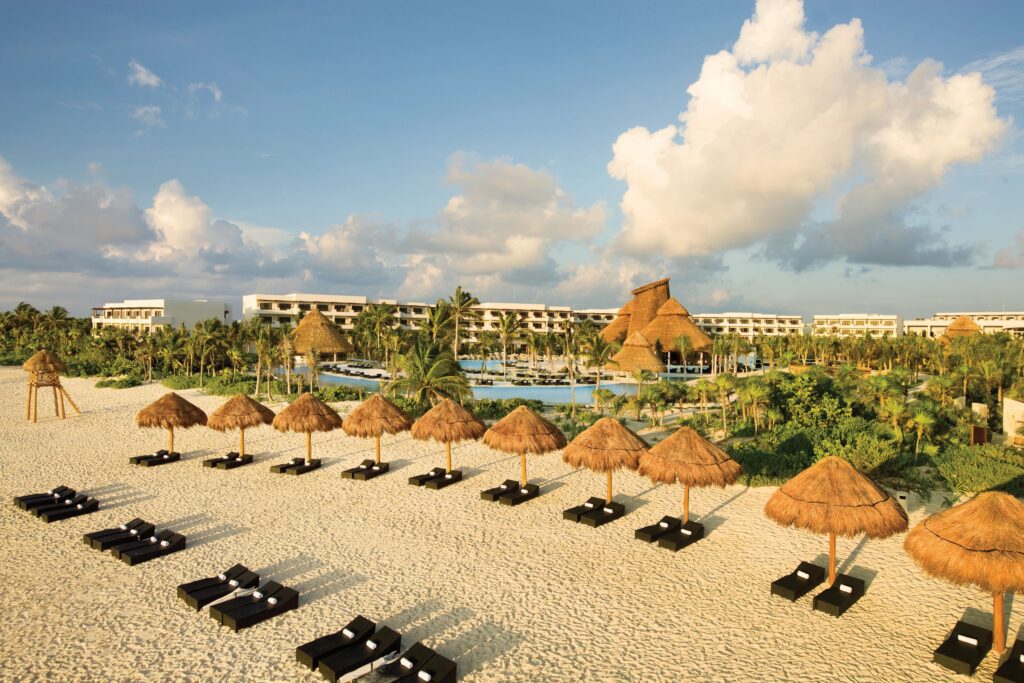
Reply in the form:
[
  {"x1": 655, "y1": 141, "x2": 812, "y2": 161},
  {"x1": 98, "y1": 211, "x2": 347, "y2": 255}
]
[
  {"x1": 390, "y1": 396, "x2": 430, "y2": 418},
  {"x1": 935, "y1": 445, "x2": 1024, "y2": 498},
  {"x1": 470, "y1": 398, "x2": 544, "y2": 421},
  {"x1": 315, "y1": 384, "x2": 371, "y2": 403},
  {"x1": 95, "y1": 377, "x2": 142, "y2": 389}
]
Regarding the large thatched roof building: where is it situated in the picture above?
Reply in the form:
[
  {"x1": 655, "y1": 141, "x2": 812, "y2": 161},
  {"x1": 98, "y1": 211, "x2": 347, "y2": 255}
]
[
  {"x1": 291, "y1": 309, "x2": 354, "y2": 355},
  {"x1": 599, "y1": 301, "x2": 633, "y2": 344},
  {"x1": 607, "y1": 332, "x2": 666, "y2": 374},
  {"x1": 626, "y1": 278, "x2": 670, "y2": 337},
  {"x1": 639, "y1": 298, "x2": 713, "y2": 354},
  {"x1": 938, "y1": 315, "x2": 982, "y2": 347}
]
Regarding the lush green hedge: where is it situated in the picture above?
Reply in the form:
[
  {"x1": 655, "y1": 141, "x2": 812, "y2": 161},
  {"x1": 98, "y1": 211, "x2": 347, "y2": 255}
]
[
  {"x1": 95, "y1": 377, "x2": 142, "y2": 389},
  {"x1": 935, "y1": 445, "x2": 1024, "y2": 498}
]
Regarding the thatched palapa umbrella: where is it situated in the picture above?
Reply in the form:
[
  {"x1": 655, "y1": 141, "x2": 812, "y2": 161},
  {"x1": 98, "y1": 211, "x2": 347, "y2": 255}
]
[
  {"x1": 483, "y1": 405, "x2": 566, "y2": 486},
  {"x1": 411, "y1": 398, "x2": 485, "y2": 473},
  {"x1": 208, "y1": 394, "x2": 275, "y2": 458},
  {"x1": 136, "y1": 393, "x2": 207, "y2": 453},
  {"x1": 638, "y1": 427, "x2": 742, "y2": 524},
  {"x1": 343, "y1": 394, "x2": 413, "y2": 465},
  {"x1": 291, "y1": 309, "x2": 354, "y2": 388},
  {"x1": 563, "y1": 417, "x2": 648, "y2": 503},
  {"x1": 764, "y1": 456, "x2": 908, "y2": 585},
  {"x1": 272, "y1": 392, "x2": 343, "y2": 464},
  {"x1": 904, "y1": 492, "x2": 1024, "y2": 654}
]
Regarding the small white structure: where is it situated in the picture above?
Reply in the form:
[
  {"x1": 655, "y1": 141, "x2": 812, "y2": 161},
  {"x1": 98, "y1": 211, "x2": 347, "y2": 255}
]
[
  {"x1": 904, "y1": 312, "x2": 1024, "y2": 338},
  {"x1": 1003, "y1": 398, "x2": 1024, "y2": 447},
  {"x1": 811, "y1": 314, "x2": 901, "y2": 338},
  {"x1": 91, "y1": 299, "x2": 232, "y2": 334}
]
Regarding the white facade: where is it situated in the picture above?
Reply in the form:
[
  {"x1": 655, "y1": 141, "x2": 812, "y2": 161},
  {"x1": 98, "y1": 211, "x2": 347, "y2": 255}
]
[
  {"x1": 904, "y1": 312, "x2": 1024, "y2": 338},
  {"x1": 91, "y1": 299, "x2": 233, "y2": 334},
  {"x1": 690, "y1": 313, "x2": 804, "y2": 340},
  {"x1": 811, "y1": 314, "x2": 901, "y2": 338}
]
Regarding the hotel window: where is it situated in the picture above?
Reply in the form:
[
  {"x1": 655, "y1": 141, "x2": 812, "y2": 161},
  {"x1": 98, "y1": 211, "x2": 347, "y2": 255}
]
[
  {"x1": 334, "y1": 305, "x2": 344, "y2": 312},
  {"x1": 278, "y1": 303, "x2": 290, "y2": 310},
  {"x1": 260, "y1": 303, "x2": 272, "y2": 310},
  {"x1": 298, "y1": 304, "x2": 310, "y2": 311},
  {"x1": 316, "y1": 304, "x2": 328, "y2": 311}
]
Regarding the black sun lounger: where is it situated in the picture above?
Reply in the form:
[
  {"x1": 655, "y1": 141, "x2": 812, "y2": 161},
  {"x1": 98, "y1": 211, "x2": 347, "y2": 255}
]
[
  {"x1": 296, "y1": 615, "x2": 375, "y2": 670},
  {"x1": 932, "y1": 620, "x2": 993, "y2": 676},
  {"x1": 119, "y1": 530, "x2": 186, "y2": 566},
  {"x1": 270, "y1": 457, "x2": 322, "y2": 475},
  {"x1": 14, "y1": 486, "x2": 74, "y2": 509},
  {"x1": 318, "y1": 626, "x2": 401, "y2": 682},
  {"x1": 481, "y1": 479, "x2": 519, "y2": 502},
  {"x1": 129, "y1": 450, "x2": 169, "y2": 465},
  {"x1": 993, "y1": 638, "x2": 1024, "y2": 683},
  {"x1": 658, "y1": 520, "x2": 705, "y2": 551},
  {"x1": 394, "y1": 651, "x2": 458, "y2": 683},
  {"x1": 39, "y1": 496, "x2": 99, "y2": 522},
  {"x1": 424, "y1": 470, "x2": 462, "y2": 490},
  {"x1": 580, "y1": 501, "x2": 626, "y2": 528},
  {"x1": 178, "y1": 564, "x2": 260, "y2": 610},
  {"x1": 203, "y1": 452, "x2": 253, "y2": 469},
  {"x1": 373, "y1": 642, "x2": 436, "y2": 680},
  {"x1": 408, "y1": 468, "x2": 446, "y2": 487},
  {"x1": 563, "y1": 497, "x2": 606, "y2": 523},
  {"x1": 134, "y1": 451, "x2": 181, "y2": 467},
  {"x1": 771, "y1": 562, "x2": 826, "y2": 601},
  {"x1": 210, "y1": 581, "x2": 299, "y2": 631},
  {"x1": 498, "y1": 483, "x2": 541, "y2": 506},
  {"x1": 812, "y1": 573, "x2": 865, "y2": 617},
  {"x1": 85, "y1": 518, "x2": 154, "y2": 550},
  {"x1": 635, "y1": 516, "x2": 682, "y2": 543},
  {"x1": 342, "y1": 459, "x2": 390, "y2": 480},
  {"x1": 18, "y1": 488, "x2": 77, "y2": 511}
]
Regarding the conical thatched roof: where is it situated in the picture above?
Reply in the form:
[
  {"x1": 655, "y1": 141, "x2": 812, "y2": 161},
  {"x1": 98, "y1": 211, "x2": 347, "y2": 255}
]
[
  {"x1": 764, "y1": 456, "x2": 908, "y2": 538},
  {"x1": 291, "y1": 309, "x2": 354, "y2": 355},
  {"x1": 562, "y1": 417, "x2": 647, "y2": 472},
  {"x1": 639, "y1": 298, "x2": 713, "y2": 354},
  {"x1": 945, "y1": 315, "x2": 982, "y2": 337},
  {"x1": 22, "y1": 350, "x2": 65, "y2": 373},
  {"x1": 272, "y1": 392, "x2": 343, "y2": 433},
  {"x1": 607, "y1": 332, "x2": 666, "y2": 373},
  {"x1": 599, "y1": 301, "x2": 633, "y2": 344},
  {"x1": 136, "y1": 393, "x2": 207, "y2": 430},
  {"x1": 626, "y1": 278, "x2": 670, "y2": 337},
  {"x1": 904, "y1": 492, "x2": 1024, "y2": 595},
  {"x1": 208, "y1": 394, "x2": 275, "y2": 432},
  {"x1": 411, "y1": 398, "x2": 485, "y2": 444},
  {"x1": 483, "y1": 405, "x2": 566, "y2": 455},
  {"x1": 343, "y1": 394, "x2": 413, "y2": 438},
  {"x1": 638, "y1": 427, "x2": 742, "y2": 488}
]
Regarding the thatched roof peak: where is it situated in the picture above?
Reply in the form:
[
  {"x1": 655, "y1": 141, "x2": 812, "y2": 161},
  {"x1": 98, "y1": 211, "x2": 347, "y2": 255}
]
[
  {"x1": 656, "y1": 297, "x2": 689, "y2": 316},
  {"x1": 483, "y1": 405, "x2": 566, "y2": 455},
  {"x1": 639, "y1": 427, "x2": 742, "y2": 488},
  {"x1": 607, "y1": 332, "x2": 666, "y2": 373},
  {"x1": 626, "y1": 278, "x2": 670, "y2": 337},
  {"x1": 562, "y1": 417, "x2": 647, "y2": 472},
  {"x1": 272, "y1": 392, "x2": 343, "y2": 433},
  {"x1": 411, "y1": 398, "x2": 486, "y2": 444},
  {"x1": 23, "y1": 350, "x2": 65, "y2": 373},
  {"x1": 945, "y1": 315, "x2": 982, "y2": 336},
  {"x1": 136, "y1": 393, "x2": 208, "y2": 430},
  {"x1": 639, "y1": 298, "x2": 712, "y2": 353},
  {"x1": 291, "y1": 309, "x2": 354, "y2": 355},
  {"x1": 343, "y1": 394, "x2": 413, "y2": 438},
  {"x1": 630, "y1": 277, "x2": 671, "y2": 296},
  {"x1": 208, "y1": 394, "x2": 275, "y2": 432}
]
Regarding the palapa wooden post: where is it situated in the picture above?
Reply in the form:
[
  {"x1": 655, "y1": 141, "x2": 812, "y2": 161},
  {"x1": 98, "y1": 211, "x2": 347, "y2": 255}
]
[
  {"x1": 306, "y1": 431, "x2": 312, "y2": 464},
  {"x1": 606, "y1": 470, "x2": 613, "y2": 503},
  {"x1": 375, "y1": 435, "x2": 381, "y2": 465},
  {"x1": 683, "y1": 484, "x2": 690, "y2": 524},
  {"x1": 520, "y1": 453, "x2": 528, "y2": 486},
  {"x1": 445, "y1": 442, "x2": 452, "y2": 473},
  {"x1": 26, "y1": 384, "x2": 32, "y2": 421},
  {"x1": 169, "y1": 427, "x2": 175, "y2": 454},
  {"x1": 994, "y1": 592, "x2": 1005, "y2": 654},
  {"x1": 239, "y1": 428, "x2": 245, "y2": 458},
  {"x1": 828, "y1": 532, "x2": 837, "y2": 585}
]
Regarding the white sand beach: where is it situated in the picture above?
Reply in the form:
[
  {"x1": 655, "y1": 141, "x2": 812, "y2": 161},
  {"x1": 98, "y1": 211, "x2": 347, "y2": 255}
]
[{"x1": 0, "y1": 367, "x2": 1018, "y2": 682}]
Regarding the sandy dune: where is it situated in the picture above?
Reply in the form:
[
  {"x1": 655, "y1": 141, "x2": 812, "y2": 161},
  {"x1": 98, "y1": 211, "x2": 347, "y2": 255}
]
[{"x1": 0, "y1": 367, "x2": 1018, "y2": 681}]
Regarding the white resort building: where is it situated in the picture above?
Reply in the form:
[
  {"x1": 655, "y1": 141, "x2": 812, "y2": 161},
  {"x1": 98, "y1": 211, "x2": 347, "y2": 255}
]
[
  {"x1": 690, "y1": 313, "x2": 804, "y2": 340},
  {"x1": 811, "y1": 314, "x2": 901, "y2": 338},
  {"x1": 91, "y1": 299, "x2": 233, "y2": 334},
  {"x1": 903, "y1": 312, "x2": 1024, "y2": 338}
]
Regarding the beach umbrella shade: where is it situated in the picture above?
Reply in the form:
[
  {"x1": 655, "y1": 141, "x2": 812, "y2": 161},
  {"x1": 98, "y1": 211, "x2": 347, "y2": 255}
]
[
  {"x1": 562, "y1": 417, "x2": 648, "y2": 503},
  {"x1": 343, "y1": 394, "x2": 414, "y2": 464},
  {"x1": 291, "y1": 309, "x2": 354, "y2": 355},
  {"x1": 208, "y1": 394, "x2": 275, "y2": 458},
  {"x1": 904, "y1": 492, "x2": 1024, "y2": 654},
  {"x1": 272, "y1": 392, "x2": 343, "y2": 464},
  {"x1": 483, "y1": 405, "x2": 567, "y2": 486},
  {"x1": 638, "y1": 426, "x2": 742, "y2": 523},
  {"x1": 136, "y1": 393, "x2": 208, "y2": 453},
  {"x1": 764, "y1": 456, "x2": 908, "y2": 585},
  {"x1": 411, "y1": 398, "x2": 486, "y2": 473}
]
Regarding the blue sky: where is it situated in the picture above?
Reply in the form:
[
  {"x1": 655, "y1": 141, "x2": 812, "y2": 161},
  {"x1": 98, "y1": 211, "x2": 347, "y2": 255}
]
[{"x1": 1, "y1": 0, "x2": 1022, "y2": 318}]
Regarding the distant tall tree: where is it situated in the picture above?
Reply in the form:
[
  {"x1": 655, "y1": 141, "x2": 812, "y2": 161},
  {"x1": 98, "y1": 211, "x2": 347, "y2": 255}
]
[{"x1": 447, "y1": 286, "x2": 479, "y2": 361}]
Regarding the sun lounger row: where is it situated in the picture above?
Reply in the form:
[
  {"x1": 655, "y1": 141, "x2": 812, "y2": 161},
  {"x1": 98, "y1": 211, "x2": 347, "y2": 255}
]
[
  {"x1": 271, "y1": 457, "x2": 322, "y2": 475},
  {"x1": 634, "y1": 515, "x2": 705, "y2": 551},
  {"x1": 408, "y1": 468, "x2": 461, "y2": 490},
  {"x1": 563, "y1": 497, "x2": 625, "y2": 527},
  {"x1": 130, "y1": 449, "x2": 180, "y2": 466},
  {"x1": 480, "y1": 479, "x2": 540, "y2": 506},
  {"x1": 931, "y1": 621, "x2": 1024, "y2": 679},
  {"x1": 13, "y1": 485, "x2": 100, "y2": 522},
  {"x1": 341, "y1": 459, "x2": 389, "y2": 480},
  {"x1": 178, "y1": 564, "x2": 298, "y2": 631},
  {"x1": 83, "y1": 519, "x2": 186, "y2": 565},
  {"x1": 770, "y1": 562, "x2": 865, "y2": 617},
  {"x1": 297, "y1": 615, "x2": 456, "y2": 682},
  {"x1": 203, "y1": 452, "x2": 253, "y2": 469},
  {"x1": 178, "y1": 563, "x2": 261, "y2": 610}
]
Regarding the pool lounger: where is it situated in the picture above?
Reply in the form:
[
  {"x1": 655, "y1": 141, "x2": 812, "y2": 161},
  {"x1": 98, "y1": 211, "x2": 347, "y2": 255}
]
[
  {"x1": 317, "y1": 626, "x2": 401, "y2": 682},
  {"x1": 932, "y1": 620, "x2": 993, "y2": 676},
  {"x1": 580, "y1": 501, "x2": 626, "y2": 528},
  {"x1": 771, "y1": 562, "x2": 826, "y2": 602},
  {"x1": 110, "y1": 528, "x2": 175, "y2": 558},
  {"x1": 373, "y1": 642, "x2": 436, "y2": 679},
  {"x1": 408, "y1": 468, "x2": 446, "y2": 487},
  {"x1": 178, "y1": 564, "x2": 260, "y2": 610},
  {"x1": 424, "y1": 470, "x2": 462, "y2": 490},
  {"x1": 812, "y1": 573, "x2": 865, "y2": 617},
  {"x1": 129, "y1": 450, "x2": 169, "y2": 465},
  {"x1": 203, "y1": 452, "x2": 253, "y2": 469},
  {"x1": 563, "y1": 497, "x2": 606, "y2": 523},
  {"x1": 296, "y1": 615, "x2": 375, "y2": 670},
  {"x1": 394, "y1": 651, "x2": 458, "y2": 683},
  {"x1": 635, "y1": 516, "x2": 682, "y2": 543},
  {"x1": 993, "y1": 638, "x2": 1024, "y2": 683},
  {"x1": 481, "y1": 479, "x2": 520, "y2": 502},
  {"x1": 657, "y1": 521, "x2": 705, "y2": 552},
  {"x1": 85, "y1": 518, "x2": 154, "y2": 550},
  {"x1": 15, "y1": 486, "x2": 74, "y2": 509},
  {"x1": 135, "y1": 452, "x2": 181, "y2": 467},
  {"x1": 498, "y1": 483, "x2": 541, "y2": 506},
  {"x1": 119, "y1": 530, "x2": 186, "y2": 566},
  {"x1": 210, "y1": 581, "x2": 299, "y2": 631},
  {"x1": 38, "y1": 496, "x2": 99, "y2": 523},
  {"x1": 270, "y1": 457, "x2": 322, "y2": 475}
]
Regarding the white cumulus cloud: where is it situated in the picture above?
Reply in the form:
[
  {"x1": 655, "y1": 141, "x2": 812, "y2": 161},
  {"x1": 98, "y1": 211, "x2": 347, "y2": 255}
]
[
  {"x1": 131, "y1": 105, "x2": 165, "y2": 128},
  {"x1": 127, "y1": 59, "x2": 162, "y2": 88}
]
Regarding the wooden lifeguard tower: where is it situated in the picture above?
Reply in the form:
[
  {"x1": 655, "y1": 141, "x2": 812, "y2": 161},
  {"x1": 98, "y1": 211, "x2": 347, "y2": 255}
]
[{"x1": 23, "y1": 350, "x2": 80, "y2": 422}]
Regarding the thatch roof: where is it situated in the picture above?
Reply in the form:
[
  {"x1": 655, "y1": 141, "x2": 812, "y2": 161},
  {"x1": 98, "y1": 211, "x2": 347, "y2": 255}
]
[
  {"x1": 136, "y1": 393, "x2": 207, "y2": 430},
  {"x1": 411, "y1": 398, "x2": 485, "y2": 444},
  {"x1": 483, "y1": 405, "x2": 566, "y2": 455},
  {"x1": 562, "y1": 417, "x2": 647, "y2": 472},
  {"x1": 904, "y1": 492, "x2": 1024, "y2": 595},
  {"x1": 22, "y1": 350, "x2": 65, "y2": 373},
  {"x1": 945, "y1": 315, "x2": 982, "y2": 337},
  {"x1": 607, "y1": 332, "x2": 666, "y2": 373},
  {"x1": 764, "y1": 456, "x2": 908, "y2": 539},
  {"x1": 626, "y1": 277, "x2": 670, "y2": 337},
  {"x1": 291, "y1": 309, "x2": 354, "y2": 355},
  {"x1": 599, "y1": 301, "x2": 633, "y2": 344},
  {"x1": 638, "y1": 427, "x2": 742, "y2": 487},
  {"x1": 208, "y1": 394, "x2": 275, "y2": 432},
  {"x1": 343, "y1": 394, "x2": 413, "y2": 438},
  {"x1": 272, "y1": 392, "x2": 343, "y2": 433},
  {"x1": 639, "y1": 298, "x2": 713, "y2": 354}
]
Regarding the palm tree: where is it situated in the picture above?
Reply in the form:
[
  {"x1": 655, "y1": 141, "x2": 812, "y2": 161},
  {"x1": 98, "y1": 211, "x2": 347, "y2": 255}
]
[
  {"x1": 910, "y1": 407, "x2": 936, "y2": 463},
  {"x1": 494, "y1": 312, "x2": 524, "y2": 379},
  {"x1": 582, "y1": 334, "x2": 617, "y2": 410},
  {"x1": 360, "y1": 303, "x2": 397, "y2": 361},
  {"x1": 424, "y1": 301, "x2": 453, "y2": 344},
  {"x1": 387, "y1": 341, "x2": 470, "y2": 404},
  {"x1": 674, "y1": 334, "x2": 693, "y2": 371},
  {"x1": 694, "y1": 379, "x2": 714, "y2": 416},
  {"x1": 592, "y1": 388, "x2": 615, "y2": 415},
  {"x1": 448, "y1": 286, "x2": 479, "y2": 361},
  {"x1": 523, "y1": 331, "x2": 542, "y2": 371},
  {"x1": 879, "y1": 397, "x2": 908, "y2": 443},
  {"x1": 714, "y1": 373, "x2": 736, "y2": 433},
  {"x1": 632, "y1": 368, "x2": 654, "y2": 395},
  {"x1": 745, "y1": 381, "x2": 770, "y2": 433}
]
